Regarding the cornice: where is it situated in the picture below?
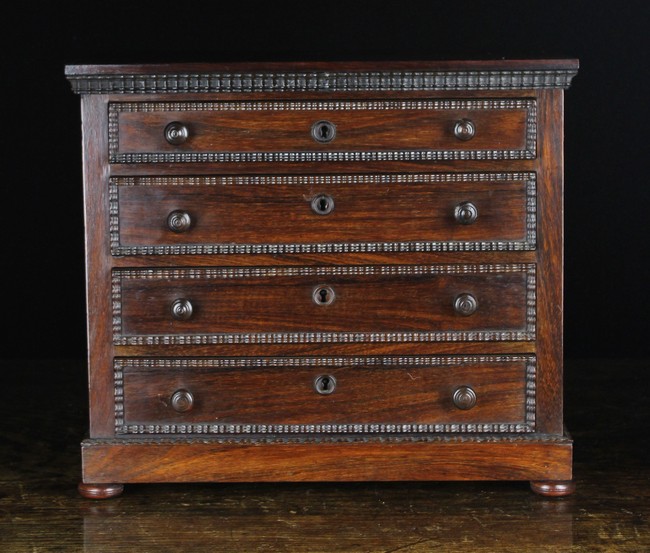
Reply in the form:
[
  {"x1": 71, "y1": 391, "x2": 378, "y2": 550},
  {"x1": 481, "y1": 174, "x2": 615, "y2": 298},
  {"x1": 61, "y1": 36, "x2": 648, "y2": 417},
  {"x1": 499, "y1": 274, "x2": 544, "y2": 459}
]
[{"x1": 66, "y1": 61, "x2": 578, "y2": 94}]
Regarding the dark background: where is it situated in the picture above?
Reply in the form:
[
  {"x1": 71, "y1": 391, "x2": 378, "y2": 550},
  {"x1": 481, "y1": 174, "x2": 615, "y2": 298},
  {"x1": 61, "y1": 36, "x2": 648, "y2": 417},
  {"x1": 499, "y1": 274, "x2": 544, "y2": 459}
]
[{"x1": 3, "y1": 0, "x2": 648, "y2": 361}]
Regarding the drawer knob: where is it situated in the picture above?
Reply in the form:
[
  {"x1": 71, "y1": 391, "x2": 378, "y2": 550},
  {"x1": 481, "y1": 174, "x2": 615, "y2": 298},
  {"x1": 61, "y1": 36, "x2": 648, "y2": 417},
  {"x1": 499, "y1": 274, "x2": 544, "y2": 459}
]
[
  {"x1": 454, "y1": 118, "x2": 476, "y2": 141},
  {"x1": 311, "y1": 194, "x2": 335, "y2": 215},
  {"x1": 314, "y1": 374, "x2": 337, "y2": 395},
  {"x1": 311, "y1": 120, "x2": 336, "y2": 143},
  {"x1": 454, "y1": 201, "x2": 478, "y2": 225},
  {"x1": 452, "y1": 386, "x2": 477, "y2": 410},
  {"x1": 171, "y1": 298, "x2": 194, "y2": 320},
  {"x1": 164, "y1": 121, "x2": 189, "y2": 145},
  {"x1": 454, "y1": 293, "x2": 478, "y2": 316},
  {"x1": 167, "y1": 210, "x2": 192, "y2": 233},
  {"x1": 170, "y1": 389, "x2": 194, "y2": 413},
  {"x1": 313, "y1": 285, "x2": 335, "y2": 305}
]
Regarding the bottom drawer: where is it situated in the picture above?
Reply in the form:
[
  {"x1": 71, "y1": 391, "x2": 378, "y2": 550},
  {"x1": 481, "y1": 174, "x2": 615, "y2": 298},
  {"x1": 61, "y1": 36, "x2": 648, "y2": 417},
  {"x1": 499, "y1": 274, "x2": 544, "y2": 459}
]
[{"x1": 115, "y1": 356, "x2": 536, "y2": 435}]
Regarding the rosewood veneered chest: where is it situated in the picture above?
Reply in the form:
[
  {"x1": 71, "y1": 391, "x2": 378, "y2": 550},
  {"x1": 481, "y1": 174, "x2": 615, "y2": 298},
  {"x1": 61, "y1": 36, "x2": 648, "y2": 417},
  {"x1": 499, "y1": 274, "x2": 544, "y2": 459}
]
[{"x1": 66, "y1": 60, "x2": 578, "y2": 498}]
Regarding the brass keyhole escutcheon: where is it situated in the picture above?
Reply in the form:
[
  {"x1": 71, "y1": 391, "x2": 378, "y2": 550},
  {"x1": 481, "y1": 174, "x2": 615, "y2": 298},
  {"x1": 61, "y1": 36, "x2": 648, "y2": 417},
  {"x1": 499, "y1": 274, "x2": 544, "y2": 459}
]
[
  {"x1": 314, "y1": 374, "x2": 337, "y2": 395},
  {"x1": 313, "y1": 285, "x2": 335, "y2": 305},
  {"x1": 311, "y1": 120, "x2": 336, "y2": 143},
  {"x1": 311, "y1": 193, "x2": 335, "y2": 215}
]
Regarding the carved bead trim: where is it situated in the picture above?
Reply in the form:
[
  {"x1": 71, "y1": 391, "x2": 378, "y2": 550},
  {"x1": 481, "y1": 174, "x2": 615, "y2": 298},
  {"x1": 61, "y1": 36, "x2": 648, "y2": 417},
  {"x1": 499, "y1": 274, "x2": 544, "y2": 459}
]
[
  {"x1": 86, "y1": 434, "x2": 571, "y2": 446},
  {"x1": 114, "y1": 355, "x2": 536, "y2": 435},
  {"x1": 114, "y1": 354, "x2": 530, "y2": 369},
  {"x1": 120, "y1": 423, "x2": 533, "y2": 436},
  {"x1": 112, "y1": 150, "x2": 535, "y2": 164},
  {"x1": 111, "y1": 98, "x2": 533, "y2": 111},
  {"x1": 111, "y1": 264, "x2": 536, "y2": 345},
  {"x1": 109, "y1": 172, "x2": 536, "y2": 256},
  {"x1": 107, "y1": 99, "x2": 536, "y2": 163},
  {"x1": 68, "y1": 69, "x2": 577, "y2": 95},
  {"x1": 526, "y1": 359, "x2": 536, "y2": 427}
]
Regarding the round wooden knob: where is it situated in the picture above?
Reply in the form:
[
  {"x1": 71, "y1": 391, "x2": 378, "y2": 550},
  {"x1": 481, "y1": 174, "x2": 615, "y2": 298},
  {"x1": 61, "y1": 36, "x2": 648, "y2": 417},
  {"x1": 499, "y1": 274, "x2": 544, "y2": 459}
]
[
  {"x1": 311, "y1": 120, "x2": 336, "y2": 143},
  {"x1": 171, "y1": 389, "x2": 194, "y2": 413},
  {"x1": 171, "y1": 298, "x2": 193, "y2": 320},
  {"x1": 164, "y1": 121, "x2": 189, "y2": 144},
  {"x1": 454, "y1": 201, "x2": 478, "y2": 225},
  {"x1": 452, "y1": 386, "x2": 477, "y2": 410},
  {"x1": 454, "y1": 118, "x2": 475, "y2": 141},
  {"x1": 454, "y1": 293, "x2": 478, "y2": 316},
  {"x1": 167, "y1": 210, "x2": 192, "y2": 233}
]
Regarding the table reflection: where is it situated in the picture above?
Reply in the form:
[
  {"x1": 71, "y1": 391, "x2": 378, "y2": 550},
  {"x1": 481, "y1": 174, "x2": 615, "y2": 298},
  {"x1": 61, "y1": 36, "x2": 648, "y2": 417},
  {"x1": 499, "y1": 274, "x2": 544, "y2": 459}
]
[{"x1": 81, "y1": 482, "x2": 575, "y2": 552}]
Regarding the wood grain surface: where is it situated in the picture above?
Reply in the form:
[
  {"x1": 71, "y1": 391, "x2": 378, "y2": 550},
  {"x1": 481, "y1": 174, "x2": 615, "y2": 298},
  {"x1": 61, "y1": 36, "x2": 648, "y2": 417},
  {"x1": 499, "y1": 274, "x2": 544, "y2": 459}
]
[
  {"x1": 121, "y1": 358, "x2": 528, "y2": 428},
  {"x1": 115, "y1": 103, "x2": 528, "y2": 154},
  {"x1": 117, "y1": 268, "x2": 529, "y2": 336},
  {"x1": 115, "y1": 176, "x2": 530, "y2": 248}
]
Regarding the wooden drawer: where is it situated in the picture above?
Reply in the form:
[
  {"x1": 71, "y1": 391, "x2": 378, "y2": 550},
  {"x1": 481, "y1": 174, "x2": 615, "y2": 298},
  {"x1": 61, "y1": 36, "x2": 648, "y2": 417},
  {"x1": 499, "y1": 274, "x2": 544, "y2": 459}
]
[
  {"x1": 112, "y1": 264, "x2": 535, "y2": 345},
  {"x1": 108, "y1": 99, "x2": 536, "y2": 163},
  {"x1": 111, "y1": 173, "x2": 536, "y2": 256},
  {"x1": 115, "y1": 355, "x2": 536, "y2": 435}
]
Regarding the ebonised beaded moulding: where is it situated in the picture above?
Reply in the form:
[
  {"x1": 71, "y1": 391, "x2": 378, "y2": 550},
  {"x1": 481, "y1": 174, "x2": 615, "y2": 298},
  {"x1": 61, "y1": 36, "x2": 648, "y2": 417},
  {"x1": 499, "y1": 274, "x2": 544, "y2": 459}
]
[{"x1": 66, "y1": 59, "x2": 578, "y2": 499}]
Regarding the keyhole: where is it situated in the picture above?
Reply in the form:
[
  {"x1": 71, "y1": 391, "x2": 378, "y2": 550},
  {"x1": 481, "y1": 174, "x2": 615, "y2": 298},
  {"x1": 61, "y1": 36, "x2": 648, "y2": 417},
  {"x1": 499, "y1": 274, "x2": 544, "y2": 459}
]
[
  {"x1": 314, "y1": 374, "x2": 337, "y2": 395},
  {"x1": 313, "y1": 285, "x2": 335, "y2": 305},
  {"x1": 310, "y1": 194, "x2": 335, "y2": 215},
  {"x1": 311, "y1": 120, "x2": 336, "y2": 143},
  {"x1": 320, "y1": 124, "x2": 329, "y2": 140},
  {"x1": 319, "y1": 197, "x2": 329, "y2": 212}
]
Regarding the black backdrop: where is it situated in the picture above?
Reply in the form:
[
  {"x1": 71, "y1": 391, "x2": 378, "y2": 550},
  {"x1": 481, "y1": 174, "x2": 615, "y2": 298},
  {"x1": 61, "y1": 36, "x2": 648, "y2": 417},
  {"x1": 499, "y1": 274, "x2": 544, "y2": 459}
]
[{"x1": 3, "y1": 0, "x2": 648, "y2": 360}]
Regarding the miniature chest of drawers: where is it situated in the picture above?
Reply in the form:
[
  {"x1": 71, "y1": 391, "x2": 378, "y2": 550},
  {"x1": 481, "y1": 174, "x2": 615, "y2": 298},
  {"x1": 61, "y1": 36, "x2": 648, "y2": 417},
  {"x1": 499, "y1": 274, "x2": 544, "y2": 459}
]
[{"x1": 66, "y1": 60, "x2": 578, "y2": 498}]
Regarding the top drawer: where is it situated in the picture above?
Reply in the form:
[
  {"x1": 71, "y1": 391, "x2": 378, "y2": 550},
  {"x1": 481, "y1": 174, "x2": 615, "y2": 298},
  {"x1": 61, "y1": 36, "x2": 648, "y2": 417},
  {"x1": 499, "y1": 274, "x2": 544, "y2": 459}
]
[{"x1": 108, "y1": 99, "x2": 536, "y2": 164}]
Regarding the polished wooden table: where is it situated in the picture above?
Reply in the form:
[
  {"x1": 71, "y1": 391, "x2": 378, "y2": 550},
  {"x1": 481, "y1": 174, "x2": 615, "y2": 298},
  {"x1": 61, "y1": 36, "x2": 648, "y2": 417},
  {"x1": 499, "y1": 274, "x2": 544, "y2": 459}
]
[{"x1": 1, "y1": 358, "x2": 647, "y2": 552}]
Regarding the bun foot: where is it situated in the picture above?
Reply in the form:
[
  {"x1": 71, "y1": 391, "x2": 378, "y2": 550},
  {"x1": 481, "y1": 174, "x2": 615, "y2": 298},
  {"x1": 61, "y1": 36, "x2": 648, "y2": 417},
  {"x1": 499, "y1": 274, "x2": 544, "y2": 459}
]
[
  {"x1": 530, "y1": 480, "x2": 576, "y2": 497},
  {"x1": 78, "y1": 482, "x2": 124, "y2": 499}
]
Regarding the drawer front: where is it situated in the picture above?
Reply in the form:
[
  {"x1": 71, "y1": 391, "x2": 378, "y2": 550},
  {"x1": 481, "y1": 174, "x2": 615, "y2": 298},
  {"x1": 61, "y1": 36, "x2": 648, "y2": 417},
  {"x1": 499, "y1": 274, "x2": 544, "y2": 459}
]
[
  {"x1": 108, "y1": 99, "x2": 536, "y2": 163},
  {"x1": 111, "y1": 173, "x2": 536, "y2": 256},
  {"x1": 115, "y1": 356, "x2": 536, "y2": 435},
  {"x1": 112, "y1": 264, "x2": 535, "y2": 345}
]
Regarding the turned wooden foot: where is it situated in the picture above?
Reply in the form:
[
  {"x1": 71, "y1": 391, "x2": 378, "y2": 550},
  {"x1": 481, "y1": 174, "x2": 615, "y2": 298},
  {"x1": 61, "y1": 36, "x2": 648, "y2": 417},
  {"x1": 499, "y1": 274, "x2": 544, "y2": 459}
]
[
  {"x1": 78, "y1": 482, "x2": 124, "y2": 499},
  {"x1": 530, "y1": 480, "x2": 576, "y2": 497}
]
